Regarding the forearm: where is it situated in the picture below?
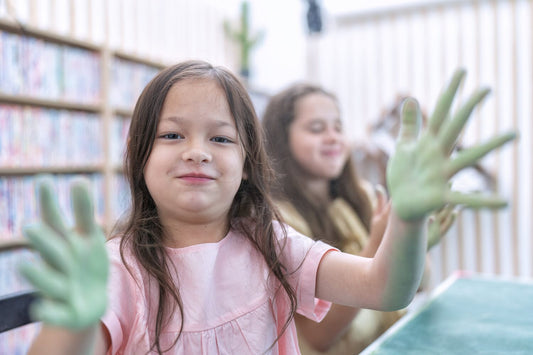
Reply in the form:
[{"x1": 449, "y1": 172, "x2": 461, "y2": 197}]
[
  {"x1": 28, "y1": 324, "x2": 102, "y2": 355},
  {"x1": 372, "y1": 211, "x2": 427, "y2": 311},
  {"x1": 315, "y1": 212, "x2": 427, "y2": 312},
  {"x1": 296, "y1": 304, "x2": 359, "y2": 352}
]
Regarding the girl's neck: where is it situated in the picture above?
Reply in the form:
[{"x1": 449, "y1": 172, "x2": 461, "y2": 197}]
[
  {"x1": 161, "y1": 218, "x2": 230, "y2": 249},
  {"x1": 304, "y1": 178, "x2": 332, "y2": 203}
]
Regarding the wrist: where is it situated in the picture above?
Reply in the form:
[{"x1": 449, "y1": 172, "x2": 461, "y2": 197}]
[
  {"x1": 390, "y1": 201, "x2": 428, "y2": 224},
  {"x1": 389, "y1": 207, "x2": 427, "y2": 230}
]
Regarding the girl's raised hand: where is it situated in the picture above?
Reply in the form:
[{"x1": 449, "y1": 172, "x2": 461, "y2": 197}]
[
  {"x1": 19, "y1": 176, "x2": 109, "y2": 330},
  {"x1": 386, "y1": 69, "x2": 516, "y2": 222},
  {"x1": 369, "y1": 185, "x2": 391, "y2": 245}
]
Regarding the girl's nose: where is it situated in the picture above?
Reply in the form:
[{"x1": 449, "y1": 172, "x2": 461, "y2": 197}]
[
  {"x1": 324, "y1": 127, "x2": 343, "y2": 143},
  {"x1": 182, "y1": 144, "x2": 212, "y2": 163}
]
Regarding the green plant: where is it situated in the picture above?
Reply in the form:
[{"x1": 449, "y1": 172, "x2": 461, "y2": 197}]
[{"x1": 224, "y1": 1, "x2": 265, "y2": 78}]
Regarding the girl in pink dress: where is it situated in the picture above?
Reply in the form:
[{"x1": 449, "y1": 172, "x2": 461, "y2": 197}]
[{"x1": 20, "y1": 62, "x2": 513, "y2": 354}]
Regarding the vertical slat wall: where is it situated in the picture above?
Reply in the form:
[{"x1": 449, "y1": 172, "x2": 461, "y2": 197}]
[
  {"x1": 307, "y1": 0, "x2": 532, "y2": 288},
  {"x1": 1, "y1": 0, "x2": 237, "y2": 68}
]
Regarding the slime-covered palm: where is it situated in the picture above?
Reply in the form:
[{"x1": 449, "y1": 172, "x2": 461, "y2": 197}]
[
  {"x1": 387, "y1": 69, "x2": 516, "y2": 221},
  {"x1": 19, "y1": 177, "x2": 108, "y2": 330}
]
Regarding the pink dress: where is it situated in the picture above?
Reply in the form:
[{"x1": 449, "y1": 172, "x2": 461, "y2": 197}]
[{"x1": 102, "y1": 221, "x2": 336, "y2": 354}]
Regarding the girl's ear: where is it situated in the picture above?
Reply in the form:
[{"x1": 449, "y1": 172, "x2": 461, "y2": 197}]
[{"x1": 242, "y1": 170, "x2": 248, "y2": 180}]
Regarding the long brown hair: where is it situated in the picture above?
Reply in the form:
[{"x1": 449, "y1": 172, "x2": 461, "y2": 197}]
[
  {"x1": 115, "y1": 60, "x2": 296, "y2": 353},
  {"x1": 262, "y1": 83, "x2": 372, "y2": 247}
]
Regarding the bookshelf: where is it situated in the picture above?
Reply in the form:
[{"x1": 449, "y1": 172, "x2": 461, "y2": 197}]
[
  {"x1": 0, "y1": 17, "x2": 166, "y2": 236},
  {"x1": 0, "y1": 16, "x2": 166, "y2": 354},
  {"x1": 0, "y1": 0, "x2": 238, "y2": 350}
]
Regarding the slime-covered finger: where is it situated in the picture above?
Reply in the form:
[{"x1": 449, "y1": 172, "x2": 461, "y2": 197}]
[
  {"x1": 446, "y1": 190, "x2": 508, "y2": 209},
  {"x1": 438, "y1": 88, "x2": 491, "y2": 154},
  {"x1": 70, "y1": 179, "x2": 99, "y2": 236},
  {"x1": 397, "y1": 98, "x2": 422, "y2": 144},
  {"x1": 19, "y1": 262, "x2": 68, "y2": 300},
  {"x1": 22, "y1": 224, "x2": 72, "y2": 272},
  {"x1": 446, "y1": 132, "x2": 517, "y2": 177},
  {"x1": 36, "y1": 176, "x2": 69, "y2": 237},
  {"x1": 428, "y1": 69, "x2": 466, "y2": 135}
]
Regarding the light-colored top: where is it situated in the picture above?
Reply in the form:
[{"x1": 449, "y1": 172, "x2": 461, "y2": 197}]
[
  {"x1": 276, "y1": 189, "x2": 405, "y2": 355},
  {"x1": 102, "y1": 221, "x2": 336, "y2": 355}
]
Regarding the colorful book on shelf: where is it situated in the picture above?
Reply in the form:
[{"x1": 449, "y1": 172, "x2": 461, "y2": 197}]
[
  {"x1": 0, "y1": 104, "x2": 103, "y2": 167},
  {"x1": 0, "y1": 30, "x2": 100, "y2": 103}
]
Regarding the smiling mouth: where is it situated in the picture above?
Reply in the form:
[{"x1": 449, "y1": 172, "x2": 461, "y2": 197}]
[
  {"x1": 322, "y1": 151, "x2": 342, "y2": 157},
  {"x1": 181, "y1": 173, "x2": 212, "y2": 178},
  {"x1": 179, "y1": 173, "x2": 214, "y2": 183}
]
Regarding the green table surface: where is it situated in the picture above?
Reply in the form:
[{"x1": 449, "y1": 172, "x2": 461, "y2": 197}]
[{"x1": 361, "y1": 272, "x2": 533, "y2": 354}]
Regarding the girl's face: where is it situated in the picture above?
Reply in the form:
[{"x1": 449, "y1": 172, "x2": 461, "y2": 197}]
[
  {"x1": 144, "y1": 78, "x2": 246, "y2": 229},
  {"x1": 289, "y1": 93, "x2": 349, "y2": 181}
]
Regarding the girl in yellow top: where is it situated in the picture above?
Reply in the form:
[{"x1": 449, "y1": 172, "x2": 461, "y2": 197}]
[{"x1": 262, "y1": 83, "x2": 457, "y2": 354}]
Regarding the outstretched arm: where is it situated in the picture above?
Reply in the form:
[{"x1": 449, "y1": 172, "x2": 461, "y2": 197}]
[
  {"x1": 19, "y1": 177, "x2": 110, "y2": 355},
  {"x1": 315, "y1": 69, "x2": 516, "y2": 311},
  {"x1": 294, "y1": 187, "x2": 391, "y2": 352}
]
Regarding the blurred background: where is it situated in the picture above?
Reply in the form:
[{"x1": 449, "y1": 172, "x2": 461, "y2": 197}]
[{"x1": 0, "y1": 0, "x2": 531, "y2": 352}]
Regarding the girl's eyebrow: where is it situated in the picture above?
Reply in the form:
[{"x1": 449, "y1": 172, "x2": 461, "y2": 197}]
[
  {"x1": 160, "y1": 116, "x2": 184, "y2": 123},
  {"x1": 161, "y1": 116, "x2": 235, "y2": 129},
  {"x1": 214, "y1": 120, "x2": 236, "y2": 129}
]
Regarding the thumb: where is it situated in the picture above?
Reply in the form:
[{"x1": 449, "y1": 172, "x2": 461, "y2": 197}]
[{"x1": 397, "y1": 98, "x2": 422, "y2": 144}]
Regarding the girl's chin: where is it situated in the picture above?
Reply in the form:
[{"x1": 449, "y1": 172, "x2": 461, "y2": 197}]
[
  {"x1": 323, "y1": 165, "x2": 345, "y2": 178},
  {"x1": 314, "y1": 171, "x2": 344, "y2": 181}
]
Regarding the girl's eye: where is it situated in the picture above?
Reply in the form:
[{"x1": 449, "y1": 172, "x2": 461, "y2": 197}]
[
  {"x1": 309, "y1": 124, "x2": 325, "y2": 133},
  {"x1": 211, "y1": 136, "x2": 233, "y2": 143},
  {"x1": 160, "y1": 133, "x2": 182, "y2": 139}
]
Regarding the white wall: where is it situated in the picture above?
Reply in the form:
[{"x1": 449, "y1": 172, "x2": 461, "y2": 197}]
[
  {"x1": 243, "y1": 1, "x2": 439, "y2": 94},
  {"x1": 239, "y1": 0, "x2": 308, "y2": 94},
  {"x1": 307, "y1": 0, "x2": 532, "y2": 287}
]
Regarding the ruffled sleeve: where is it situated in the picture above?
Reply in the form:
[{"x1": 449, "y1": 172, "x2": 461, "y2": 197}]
[{"x1": 273, "y1": 222, "x2": 338, "y2": 322}]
